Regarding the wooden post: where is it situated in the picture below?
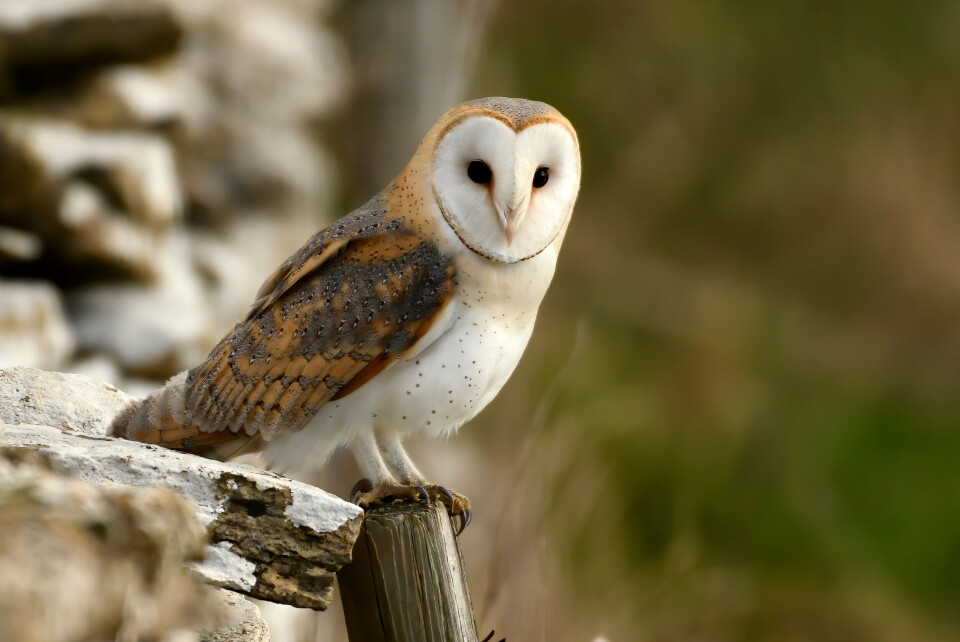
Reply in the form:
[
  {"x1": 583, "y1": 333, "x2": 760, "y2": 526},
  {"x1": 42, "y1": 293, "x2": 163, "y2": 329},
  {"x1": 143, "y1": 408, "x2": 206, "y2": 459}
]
[{"x1": 338, "y1": 501, "x2": 478, "y2": 642}]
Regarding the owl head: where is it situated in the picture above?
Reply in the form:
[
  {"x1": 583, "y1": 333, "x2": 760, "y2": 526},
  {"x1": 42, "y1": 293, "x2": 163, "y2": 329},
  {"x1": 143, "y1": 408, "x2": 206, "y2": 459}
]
[{"x1": 423, "y1": 97, "x2": 581, "y2": 264}]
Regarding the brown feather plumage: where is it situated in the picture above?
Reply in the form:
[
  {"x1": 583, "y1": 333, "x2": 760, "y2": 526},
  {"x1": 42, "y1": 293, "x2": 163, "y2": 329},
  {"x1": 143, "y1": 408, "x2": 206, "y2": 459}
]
[{"x1": 179, "y1": 195, "x2": 456, "y2": 442}]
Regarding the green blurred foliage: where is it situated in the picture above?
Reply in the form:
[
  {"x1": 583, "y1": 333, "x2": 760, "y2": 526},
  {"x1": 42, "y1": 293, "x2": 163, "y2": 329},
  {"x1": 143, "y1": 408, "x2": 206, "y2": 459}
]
[{"x1": 470, "y1": 1, "x2": 960, "y2": 639}]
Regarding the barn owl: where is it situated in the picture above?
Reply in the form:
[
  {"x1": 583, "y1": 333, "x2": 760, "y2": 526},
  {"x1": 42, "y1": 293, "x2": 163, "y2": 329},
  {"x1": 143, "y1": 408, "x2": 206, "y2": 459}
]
[{"x1": 112, "y1": 97, "x2": 581, "y2": 533}]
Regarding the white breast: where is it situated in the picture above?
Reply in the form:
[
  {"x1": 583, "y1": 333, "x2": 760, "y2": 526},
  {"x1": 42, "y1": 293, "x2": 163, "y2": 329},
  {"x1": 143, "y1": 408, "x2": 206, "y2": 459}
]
[{"x1": 258, "y1": 243, "x2": 558, "y2": 476}]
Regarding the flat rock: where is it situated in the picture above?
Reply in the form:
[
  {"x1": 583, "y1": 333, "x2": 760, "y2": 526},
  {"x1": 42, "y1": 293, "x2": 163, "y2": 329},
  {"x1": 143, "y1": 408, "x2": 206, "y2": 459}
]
[
  {"x1": 200, "y1": 590, "x2": 271, "y2": 642},
  {"x1": 0, "y1": 225, "x2": 41, "y2": 261},
  {"x1": 0, "y1": 455, "x2": 217, "y2": 642},
  {"x1": 0, "y1": 282, "x2": 74, "y2": 371},
  {"x1": 0, "y1": 366, "x2": 126, "y2": 436},
  {"x1": 66, "y1": 235, "x2": 214, "y2": 377},
  {"x1": 0, "y1": 116, "x2": 182, "y2": 229},
  {"x1": 0, "y1": 367, "x2": 364, "y2": 610},
  {"x1": 0, "y1": 422, "x2": 363, "y2": 610},
  {"x1": 74, "y1": 62, "x2": 214, "y2": 135},
  {"x1": 0, "y1": 0, "x2": 181, "y2": 71},
  {"x1": 0, "y1": 117, "x2": 181, "y2": 281}
]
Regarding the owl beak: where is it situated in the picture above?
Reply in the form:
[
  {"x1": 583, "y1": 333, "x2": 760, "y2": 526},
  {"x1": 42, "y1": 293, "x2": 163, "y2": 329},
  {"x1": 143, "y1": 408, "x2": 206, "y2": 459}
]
[
  {"x1": 498, "y1": 209, "x2": 521, "y2": 245},
  {"x1": 497, "y1": 196, "x2": 529, "y2": 246}
]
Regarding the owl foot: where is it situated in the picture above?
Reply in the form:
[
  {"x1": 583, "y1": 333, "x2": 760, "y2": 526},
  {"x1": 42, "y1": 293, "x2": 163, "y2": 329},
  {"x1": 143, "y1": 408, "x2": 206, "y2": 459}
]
[
  {"x1": 350, "y1": 478, "x2": 430, "y2": 507},
  {"x1": 349, "y1": 479, "x2": 472, "y2": 534}
]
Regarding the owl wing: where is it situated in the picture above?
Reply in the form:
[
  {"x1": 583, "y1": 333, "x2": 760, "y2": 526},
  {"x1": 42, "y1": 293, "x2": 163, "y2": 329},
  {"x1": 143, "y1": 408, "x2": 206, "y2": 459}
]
[{"x1": 167, "y1": 210, "x2": 455, "y2": 448}]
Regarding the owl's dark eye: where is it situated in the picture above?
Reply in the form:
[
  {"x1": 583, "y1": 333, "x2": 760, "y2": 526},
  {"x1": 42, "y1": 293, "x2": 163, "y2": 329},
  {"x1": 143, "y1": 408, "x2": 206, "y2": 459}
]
[
  {"x1": 467, "y1": 160, "x2": 492, "y2": 184},
  {"x1": 532, "y1": 166, "x2": 549, "y2": 188}
]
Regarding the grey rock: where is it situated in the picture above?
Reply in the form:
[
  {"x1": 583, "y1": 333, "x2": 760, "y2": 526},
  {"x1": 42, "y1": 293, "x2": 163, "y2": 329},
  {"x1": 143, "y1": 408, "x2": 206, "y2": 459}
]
[
  {"x1": 0, "y1": 455, "x2": 217, "y2": 642},
  {"x1": 0, "y1": 226, "x2": 41, "y2": 261},
  {"x1": 0, "y1": 0, "x2": 181, "y2": 71},
  {"x1": 0, "y1": 117, "x2": 181, "y2": 281},
  {"x1": 0, "y1": 367, "x2": 364, "y2": 611},
  {"x1": 74, "y1": 62, "x2": 215, "y2": 135},
  {"x1": 66, "y1": 235, "x2": 213, "y2": 377},
  {"x1": 0, "y1": 117, "x2": 182, "y2": 228},
  {"x1": 199, "y1": 2, "x2": 347, "y2": 121},
  {"x1": 0, "y1": 366, "x2": 129, "y2": 436},
  {"x1": 0, "y1": 283, "x2": 74, "y2": 371},
  {"x1": 57, "y1": 179, "x2": 166, "y2": 281},
  {"x1": 200, "y1": 590, "x2": 271, "y2": 642},
  {"x1": 164, "y1": 0, "x2": 346, "y2": 222}
]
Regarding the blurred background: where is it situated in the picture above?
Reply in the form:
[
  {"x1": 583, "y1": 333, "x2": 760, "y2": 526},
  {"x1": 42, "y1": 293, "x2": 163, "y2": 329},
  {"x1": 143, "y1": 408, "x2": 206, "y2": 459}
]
[{"x1": 1, "y1": 0, "x2": 959, "y2": 640}]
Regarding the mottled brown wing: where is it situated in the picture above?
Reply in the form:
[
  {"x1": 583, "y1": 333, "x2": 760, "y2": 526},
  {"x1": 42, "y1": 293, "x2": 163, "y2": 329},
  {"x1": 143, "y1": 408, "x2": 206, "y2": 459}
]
[{"x1": 182, "y1": 212, "x2": 455, "y2": 442}]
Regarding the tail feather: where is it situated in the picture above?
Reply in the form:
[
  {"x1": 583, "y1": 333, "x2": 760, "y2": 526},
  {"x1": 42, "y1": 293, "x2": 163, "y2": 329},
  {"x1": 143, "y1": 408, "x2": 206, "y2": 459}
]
[{"x1": 110, "y1": 371, "x2": 246, "y2": 456}]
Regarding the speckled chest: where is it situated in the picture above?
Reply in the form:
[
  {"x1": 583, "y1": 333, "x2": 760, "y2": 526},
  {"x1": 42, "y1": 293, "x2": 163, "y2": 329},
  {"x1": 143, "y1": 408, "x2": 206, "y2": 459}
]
[
  {"x1": 319, "y1": 245, "x2": 555, "y2": 434},
  {"x1": 291, "y1": 242, "x2": 558, "y2": 445},
  {"x1": 379, "y1": 249, "x2": 556, "y2": 436},
  {"x1": 259, "y1": 259, "x2": 550, "y2": 475}
]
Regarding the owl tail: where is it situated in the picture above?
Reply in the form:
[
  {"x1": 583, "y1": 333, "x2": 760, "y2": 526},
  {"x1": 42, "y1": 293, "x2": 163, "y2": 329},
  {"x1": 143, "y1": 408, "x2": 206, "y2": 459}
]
[{"x1": 110, "y1": 371, "x2": 253, "y2": 456}]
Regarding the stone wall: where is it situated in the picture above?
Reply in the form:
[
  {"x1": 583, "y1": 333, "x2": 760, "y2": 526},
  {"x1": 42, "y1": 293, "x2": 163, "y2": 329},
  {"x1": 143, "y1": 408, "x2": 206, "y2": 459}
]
[{"x1": 0, "y1": 0, "x2": 348, "y2": 394}]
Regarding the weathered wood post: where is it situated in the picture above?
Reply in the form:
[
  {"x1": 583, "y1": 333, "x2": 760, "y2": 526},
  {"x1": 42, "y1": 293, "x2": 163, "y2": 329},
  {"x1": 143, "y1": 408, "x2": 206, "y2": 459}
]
[{"x1": 338, "y1": 501, "x2": 479, "y2": 642}]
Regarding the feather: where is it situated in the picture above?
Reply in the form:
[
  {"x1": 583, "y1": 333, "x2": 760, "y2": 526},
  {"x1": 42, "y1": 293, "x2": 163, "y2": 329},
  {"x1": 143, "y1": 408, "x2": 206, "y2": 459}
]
[{"x1": 174, "y1": 196, "x2": 455, "y2": 444}]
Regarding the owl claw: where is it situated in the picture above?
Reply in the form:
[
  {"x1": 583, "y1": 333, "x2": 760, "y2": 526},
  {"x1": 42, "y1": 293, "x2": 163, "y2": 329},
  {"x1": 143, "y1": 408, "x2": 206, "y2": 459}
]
[
  {"x1": 350, "y1": 479, "x2": 433, "y2": 508},
  {"x1": 419, "y1": 484, "x2": 471, "y2": 535},
  {"x1": 350, "y1": 478, "x2": 373, "y2": 504},
  {"x1": 414, "y1": 485, "x2": 430, "y2": 502},
  {"x1": 350, "y1": 480, "x2": 472, "y2": 534},
  {"x1": 436, "y1": 485, "x2": 455, "y2": 506},
  {"x1": 454, "y1": 507, "x2": 472, "y2": 535}
]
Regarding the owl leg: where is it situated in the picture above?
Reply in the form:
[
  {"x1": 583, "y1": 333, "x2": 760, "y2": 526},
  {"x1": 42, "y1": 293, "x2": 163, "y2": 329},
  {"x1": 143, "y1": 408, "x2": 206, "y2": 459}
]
[
  {"x1": 377, "y1": 433, "x2": 425, "y2": 483},
  {"x1": 348, "y1": 429, "x2": 430, "y2": 507},
  {"x1": 378, "y1": 434, "x2": 472, "y2": 533}
]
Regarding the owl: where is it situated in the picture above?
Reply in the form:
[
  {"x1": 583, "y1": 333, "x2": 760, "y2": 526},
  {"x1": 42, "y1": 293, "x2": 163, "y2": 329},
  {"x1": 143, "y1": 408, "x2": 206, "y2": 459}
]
[{"x1": 112, "y1": 97, "x2": 581, "y2": 532}]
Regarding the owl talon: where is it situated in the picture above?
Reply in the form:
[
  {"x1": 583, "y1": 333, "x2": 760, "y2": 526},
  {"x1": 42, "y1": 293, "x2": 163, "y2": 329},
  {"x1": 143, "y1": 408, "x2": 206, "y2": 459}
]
[
  {"x1": 350, "y1": 478, "x2": 373, "y2": 504},
  {"x1": 351, "y1": 480, "x2": 434, "y2": 508},
  {"x1": 436, "y1": 485, "x2": 456, "y2": 506},
  {"x1": 455, "y1": 508, "x2": 472, "y2": 535},
  {"x1": 417, "y1": 484, "x2": 471, "y2": 534},
  {"x1": 351, "y1": 480, "x2": 471, "y2": 533},
  {"x1": 414, "y1": 485, "x2": 430, "y2": 503}
]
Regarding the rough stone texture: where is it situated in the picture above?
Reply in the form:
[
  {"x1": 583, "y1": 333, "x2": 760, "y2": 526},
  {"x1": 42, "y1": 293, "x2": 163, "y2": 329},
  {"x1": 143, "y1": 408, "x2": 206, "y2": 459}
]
[
  {"x1": 0, "y1": 0, "x2": 347, "y2": 389},
  {"x1": 0, "y1": 117, "x2": 182, "y2": 282},
  {"x1": 74, "y1": 62, "x2": 211, "y2": 133},
  {"x1": 0, "y1": 367, "x2": 363, "y2": 611},
  {"x1": 0, "y1": 366, "x2": 129, "y2": 436},
  {"x1": 0, "y1": 282, "x2": 74, "y2": 370},
  {"x1": 0, "y1": 0, "x2": 182, "y2": 74},
  {"x1": 66, "y1": 236, "x2": 215, "y2": 376},
  {"x1": 200, "y1": 590, "x2": 271, "y2": 642},
  {"x1": 0, "y1": 455, "x2": 217, "y2": 642},
  {"x1": 0, "y1": 225, "x2": 41, "y2": 261}
]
